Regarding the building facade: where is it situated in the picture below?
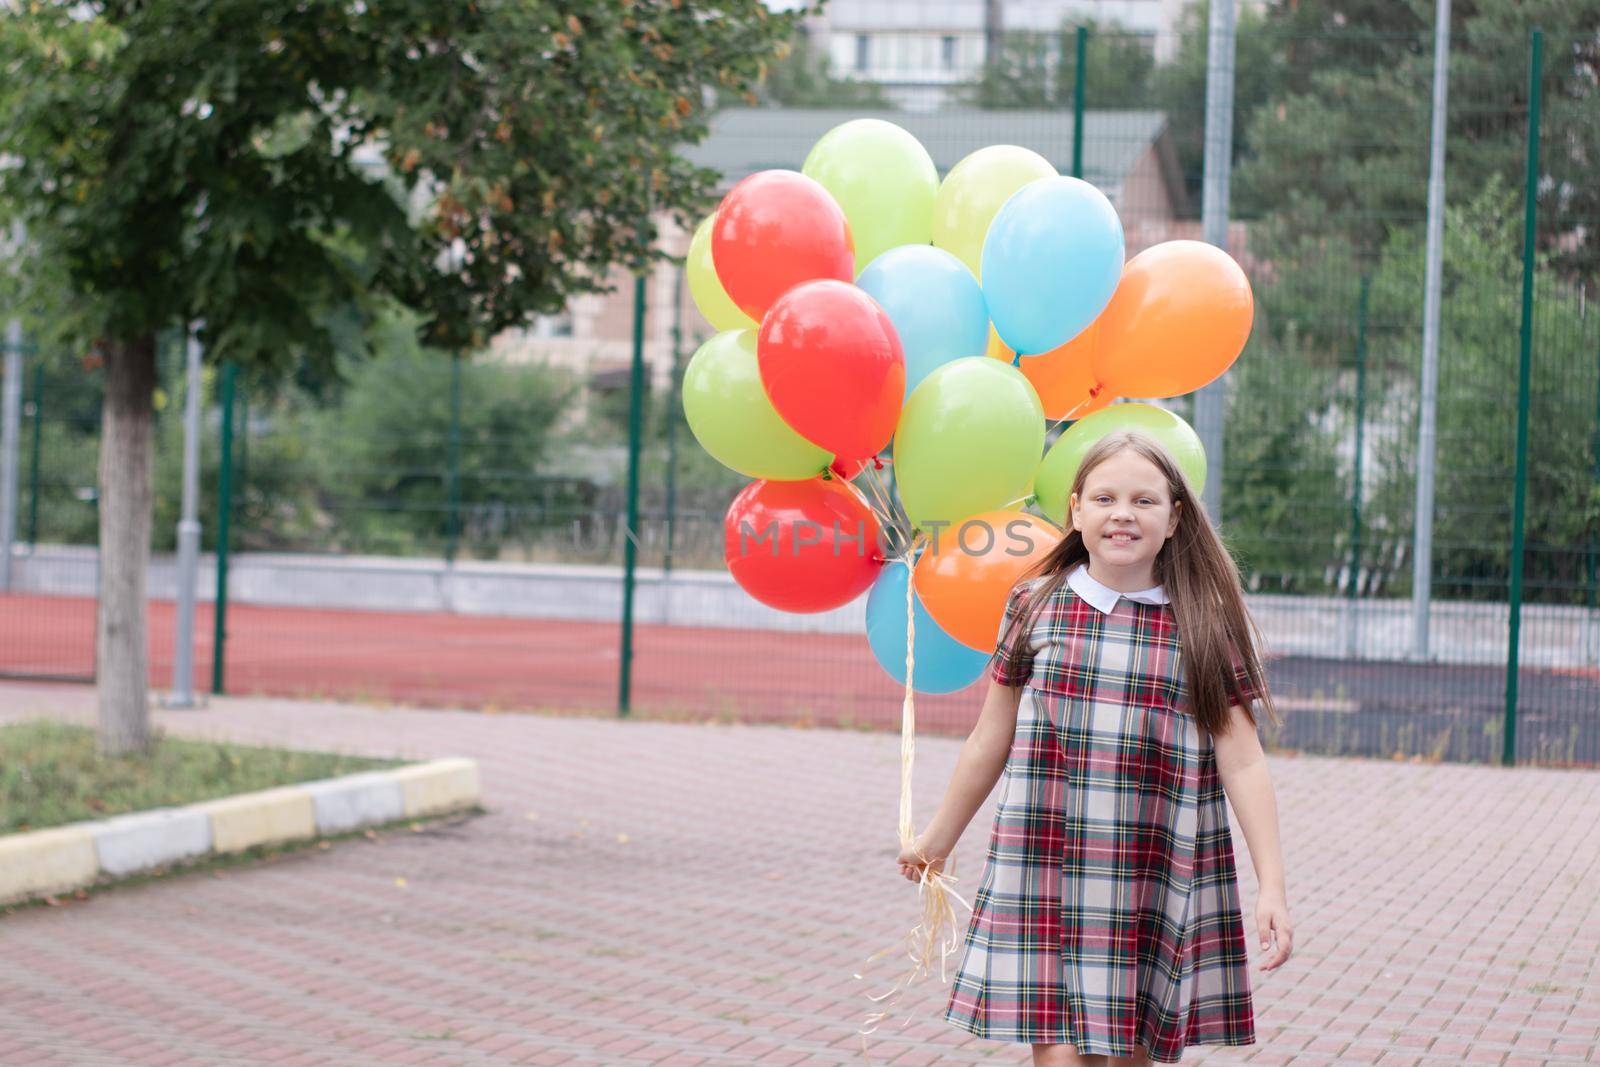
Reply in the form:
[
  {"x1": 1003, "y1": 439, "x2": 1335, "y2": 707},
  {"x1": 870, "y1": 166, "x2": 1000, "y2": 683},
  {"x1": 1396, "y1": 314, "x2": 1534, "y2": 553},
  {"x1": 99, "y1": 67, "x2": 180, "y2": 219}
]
[{"x1": 806, "y1": 0, "x2": 1194, "y2": 111}]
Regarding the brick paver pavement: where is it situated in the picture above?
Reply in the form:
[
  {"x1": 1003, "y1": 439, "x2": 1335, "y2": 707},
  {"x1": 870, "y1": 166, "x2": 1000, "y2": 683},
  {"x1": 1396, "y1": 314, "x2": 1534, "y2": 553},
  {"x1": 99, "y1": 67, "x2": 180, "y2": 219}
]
[{"x1": 1, "y1": 680, "x2": 1596, "y2": 1066}]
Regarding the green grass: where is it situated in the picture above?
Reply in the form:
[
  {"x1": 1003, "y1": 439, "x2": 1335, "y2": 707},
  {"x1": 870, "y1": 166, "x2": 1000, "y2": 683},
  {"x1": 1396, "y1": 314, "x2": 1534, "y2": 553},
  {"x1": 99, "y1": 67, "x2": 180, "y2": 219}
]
[{"x1": 0, "y1": 719, "x2": 404, "y2": 834}]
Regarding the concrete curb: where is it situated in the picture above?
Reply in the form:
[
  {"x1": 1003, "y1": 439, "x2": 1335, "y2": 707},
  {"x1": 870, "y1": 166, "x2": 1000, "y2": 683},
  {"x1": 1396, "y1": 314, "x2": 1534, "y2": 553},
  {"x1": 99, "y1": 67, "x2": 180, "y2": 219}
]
[{"x1": 0, "y1": 758, "x2": 480, "y2": 906}]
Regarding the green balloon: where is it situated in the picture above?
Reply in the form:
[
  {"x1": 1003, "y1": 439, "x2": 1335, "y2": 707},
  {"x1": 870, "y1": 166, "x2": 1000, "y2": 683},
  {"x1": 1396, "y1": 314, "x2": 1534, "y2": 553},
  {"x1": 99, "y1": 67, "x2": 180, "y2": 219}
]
[
  {"x1": 1034, "y1": 403, "x2": 1208, "y2": 527},
  {"x1": 687, "y1": 213, "x2": 757, "y2": 333},
  {"x1": 683, "y1": 330, "x2": 831, "y2": 480},
  {"x1": 893, "y1": 357, "x2": 1044, "y2": 531},
  {"x1": 803, "y1": 119, "x2": 939, "y2": 273}
]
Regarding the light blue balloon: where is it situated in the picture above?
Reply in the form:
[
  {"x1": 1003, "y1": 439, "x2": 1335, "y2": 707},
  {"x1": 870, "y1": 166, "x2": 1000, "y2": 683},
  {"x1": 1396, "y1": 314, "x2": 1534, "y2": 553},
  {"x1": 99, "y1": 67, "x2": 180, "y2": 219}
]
[
  {"x1": 857, "y1": 245, "x2": 990, "y2": 400},
  {"x1": 866, "y1": 561, "x2": 990, "y2": 694},
  {"x1": 980, "y1": 176, "x2": 1125, "y2": 356}
]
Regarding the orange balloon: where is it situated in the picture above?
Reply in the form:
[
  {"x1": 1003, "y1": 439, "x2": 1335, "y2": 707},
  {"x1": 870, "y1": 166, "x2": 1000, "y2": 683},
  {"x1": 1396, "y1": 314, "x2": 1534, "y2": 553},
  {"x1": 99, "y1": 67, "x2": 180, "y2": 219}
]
[
  {"x1": 987, "y1": 323, "x2": 1113, "y2": 421},
  {"x1": 912, "y1": 509, "x2": 1062, "y2": 652},
  {"x1": 1091, "y1": 240, "x2": 1253, "y2": 399}
]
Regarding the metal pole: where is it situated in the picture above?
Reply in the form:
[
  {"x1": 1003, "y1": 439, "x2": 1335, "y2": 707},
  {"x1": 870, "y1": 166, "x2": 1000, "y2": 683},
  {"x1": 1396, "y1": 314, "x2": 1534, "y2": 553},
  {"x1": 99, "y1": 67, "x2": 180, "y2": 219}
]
[
  {"x1": 1071, "y1": 26, "x2": 1087, "y2": 179},
  {"x1": 211, "y1": 361, "x2": 236, "y2": 696},
  {"x1": 1411, "y1": 0, "x2": 1452, "y2": 660},
  {"x1": 236, "y1": 390, "x2": 249, "y2": 502},
  {"x1": 167, "y1": 324, "x2": 203, "y2": 708},
  {"x1": 27, "y1": 356, "x2": 41, "y2": 546},
  {"x1": 0, "y1": 320, "x2": 22, "y2": 590},
  {"x1": 664, "y1": 265, "x2": 684, "y2": 578},
  {"x1": 445, "y1": 354, "x2": 462, "y2": 564},
  {"x1": 1503, "y1": 29, "x2": 1541, "y2": 768},
  {"x1": 618, "y1": 273, "x2": 647, "y2": 717},
  {"x1": 1504, "y1": 31, "x2": 1542, "y2": 767},
  {"x1": 1588, "y1": 330, "x2": 1599, "y2": 666},
  {"x1": 1195, "y1": 0, "x2": 1237, "y2": 524},
  {"x1": 1345, "y1": 275, "x2": 1371, "y2": 658}
]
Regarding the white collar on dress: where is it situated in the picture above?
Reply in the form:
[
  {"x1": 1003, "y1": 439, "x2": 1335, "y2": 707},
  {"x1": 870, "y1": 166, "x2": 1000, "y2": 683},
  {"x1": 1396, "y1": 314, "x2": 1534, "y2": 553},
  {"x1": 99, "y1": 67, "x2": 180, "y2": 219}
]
[{"x1": 1067, "y1": 563, "x2": 1169, "y2": 614}]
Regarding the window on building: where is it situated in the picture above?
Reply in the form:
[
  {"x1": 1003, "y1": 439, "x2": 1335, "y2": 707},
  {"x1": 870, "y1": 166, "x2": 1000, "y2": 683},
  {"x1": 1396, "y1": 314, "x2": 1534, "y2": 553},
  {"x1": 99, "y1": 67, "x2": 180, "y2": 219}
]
[
  {"x1": 855, "y1": 34, "x2": 870, "y2": 72},
  {"x1": 941, "y1": 35, "x2": 957, "y2": 70},
  {"x1": 532, "y1": 310, "x2": 574, "y2": 339}
]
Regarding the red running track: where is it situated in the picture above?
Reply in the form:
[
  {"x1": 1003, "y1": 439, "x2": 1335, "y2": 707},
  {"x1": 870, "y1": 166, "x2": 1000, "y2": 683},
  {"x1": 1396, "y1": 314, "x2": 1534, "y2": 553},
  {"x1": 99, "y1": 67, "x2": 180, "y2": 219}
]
[{"x1": 0, "y1": 594, "x2": 984, "y2": 735}]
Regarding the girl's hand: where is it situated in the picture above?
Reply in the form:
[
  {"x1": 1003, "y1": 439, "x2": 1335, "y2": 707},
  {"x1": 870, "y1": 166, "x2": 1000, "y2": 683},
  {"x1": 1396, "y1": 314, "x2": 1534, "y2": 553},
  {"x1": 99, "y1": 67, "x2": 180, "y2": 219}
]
[
  {"x1": 1256, "y1": 890, "x2": 1294, "y2": 971},
  {"x1": 896, "y1": 833, "x2": 953, "y2": 883}
]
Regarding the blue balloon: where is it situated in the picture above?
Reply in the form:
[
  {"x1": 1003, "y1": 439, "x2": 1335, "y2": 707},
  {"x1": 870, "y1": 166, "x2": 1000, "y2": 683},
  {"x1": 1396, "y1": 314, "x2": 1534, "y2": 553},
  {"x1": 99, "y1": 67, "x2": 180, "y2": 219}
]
[
  {"x1": 980, "y1": 176, "x2": 1125, "y2": 356},
  {"x1": 865, "y1": 561, "x2": 990, "y2": 694},
  {"x1": 857, "y1": 245, "x2": 990, "y2": 400}
]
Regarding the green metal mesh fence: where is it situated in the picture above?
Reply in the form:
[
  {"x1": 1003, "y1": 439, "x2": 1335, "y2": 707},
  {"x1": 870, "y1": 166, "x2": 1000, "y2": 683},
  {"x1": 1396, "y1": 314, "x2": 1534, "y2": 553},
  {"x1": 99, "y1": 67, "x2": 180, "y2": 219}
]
[{"x1": 2, "y1": 22, "x2": 1595, "y2": 765}]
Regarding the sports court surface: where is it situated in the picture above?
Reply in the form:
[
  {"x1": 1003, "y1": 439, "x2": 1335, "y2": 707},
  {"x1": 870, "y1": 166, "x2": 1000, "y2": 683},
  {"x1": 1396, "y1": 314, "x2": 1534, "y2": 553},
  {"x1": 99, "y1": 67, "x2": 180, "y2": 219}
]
[{"x1": 3, "y1": 594, "x2": 1595, "y2": 763}]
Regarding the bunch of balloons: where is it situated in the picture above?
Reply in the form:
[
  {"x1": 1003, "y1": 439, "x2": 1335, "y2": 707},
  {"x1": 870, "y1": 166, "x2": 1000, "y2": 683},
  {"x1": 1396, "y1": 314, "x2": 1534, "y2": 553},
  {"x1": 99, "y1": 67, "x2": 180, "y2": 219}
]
[{"x1": 682, "y1": 118, "x2": 1253, "y2": 694}]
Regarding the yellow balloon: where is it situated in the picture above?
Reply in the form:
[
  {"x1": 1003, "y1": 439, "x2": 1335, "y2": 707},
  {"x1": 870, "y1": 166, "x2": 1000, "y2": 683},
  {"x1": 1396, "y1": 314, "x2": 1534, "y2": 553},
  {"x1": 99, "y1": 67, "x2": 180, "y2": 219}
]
[
  {"x1": 932, "y1": 146, "x2": 1057, "y2": 280},
  {"x1": 687, "y1": 213, "x2": 758, "y2": 332},
  {"x1": 802, "y1": 119, "x2": 939, "y2": 271}
]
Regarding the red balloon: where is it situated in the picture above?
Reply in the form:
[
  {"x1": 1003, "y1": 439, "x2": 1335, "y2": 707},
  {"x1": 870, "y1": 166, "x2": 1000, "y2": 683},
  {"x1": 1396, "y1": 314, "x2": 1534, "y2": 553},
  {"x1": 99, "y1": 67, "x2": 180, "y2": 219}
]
[
  {"x1": 757, "y1": 280, "x2": 905, "y2": 460},
  {"x1": 724, "y1": 477, "x2": 883, "y2": 613},
  {"x1": 712, "y1": 170, "x2": 855, "y2": 321}
]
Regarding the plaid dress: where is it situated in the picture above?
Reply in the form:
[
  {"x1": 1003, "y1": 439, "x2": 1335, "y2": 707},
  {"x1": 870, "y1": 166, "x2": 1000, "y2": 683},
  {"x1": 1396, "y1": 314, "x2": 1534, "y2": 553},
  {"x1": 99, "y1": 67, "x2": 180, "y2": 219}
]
[{"x1": 944, "y1": 571, "x2": 1261, "y2": 1062}]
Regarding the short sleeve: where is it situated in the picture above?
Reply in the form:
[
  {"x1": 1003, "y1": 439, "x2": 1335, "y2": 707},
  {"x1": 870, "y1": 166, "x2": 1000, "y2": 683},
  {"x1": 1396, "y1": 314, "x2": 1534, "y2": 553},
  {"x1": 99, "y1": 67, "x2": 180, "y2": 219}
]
[
  {"x1": 988, "y1": 581, "x2": 1037, "y2": 688},
  {"x1": 1225, "y1": 642, "x2": 1263, "y2": 709}
]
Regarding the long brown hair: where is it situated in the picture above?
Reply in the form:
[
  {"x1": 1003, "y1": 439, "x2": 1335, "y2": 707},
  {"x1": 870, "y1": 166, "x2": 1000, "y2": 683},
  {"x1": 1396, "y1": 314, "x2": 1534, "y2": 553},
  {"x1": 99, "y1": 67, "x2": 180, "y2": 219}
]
[{"x1": 999, "y1": 431, "x2": 1280, "y2": 737}]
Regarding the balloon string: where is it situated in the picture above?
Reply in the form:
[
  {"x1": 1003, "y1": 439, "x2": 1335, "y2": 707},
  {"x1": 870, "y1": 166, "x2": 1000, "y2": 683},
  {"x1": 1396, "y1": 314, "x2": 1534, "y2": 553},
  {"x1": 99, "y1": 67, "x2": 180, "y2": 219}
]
[
  {"x1": 1046, "y1": 384, "x2": 1113, "y2": 436},
  {"x1": 900, "y1": 532, "x2": 916, "y2": 850},
  {"x1": 857, "y1": 470, "x2": 904, "y2": 553},
  {"x1": 854, "y1": 529, "x2": 975, "y2": 1056},
  {"x1": 864, "y1": 479, "x2": 902, "y2": 556},
  {"x1": 861, "y1": 461, "x2": 913, "y2": 553}
]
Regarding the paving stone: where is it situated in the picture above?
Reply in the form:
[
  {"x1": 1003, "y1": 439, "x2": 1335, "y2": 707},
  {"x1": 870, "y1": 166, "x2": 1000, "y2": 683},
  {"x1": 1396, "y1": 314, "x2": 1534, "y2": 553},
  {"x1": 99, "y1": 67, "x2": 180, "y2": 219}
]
[{"x1": 1, "y1": 681, "x2": 1596, "y2": 1066}]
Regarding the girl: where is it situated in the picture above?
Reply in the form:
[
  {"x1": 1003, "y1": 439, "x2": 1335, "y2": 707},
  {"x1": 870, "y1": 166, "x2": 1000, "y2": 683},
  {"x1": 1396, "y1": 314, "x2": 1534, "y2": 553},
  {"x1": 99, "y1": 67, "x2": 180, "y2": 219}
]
[{"x1": 897, "y1": 431, "x2": 1294, "y2": 1066}]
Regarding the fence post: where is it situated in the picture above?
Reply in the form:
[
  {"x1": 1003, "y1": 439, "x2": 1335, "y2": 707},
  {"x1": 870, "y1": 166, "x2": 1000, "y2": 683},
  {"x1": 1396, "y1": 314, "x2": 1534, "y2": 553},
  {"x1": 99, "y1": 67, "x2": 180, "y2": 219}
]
[
  {"x1": 211, "y1": 360, "x2": 236, "y2": 696},
  {"x1": 664, "y1": 264, "x2": 683, "y2": 578},
  {"x1": 618, "y1": 272, "x2": 647, "y2": 717},
  {"x1": 236, "y1": 389, "x2": 249, "y2": 505},
  {"x1": 1196, "y1": 0, "x2": 1238, "y2": 524},
  {"x1": 445, "y1": 353, "x2": 462, "y2": 564},
  {"x1": 27, "y1": 355, "x2": 41, "y2": 547},
  {"x1": 0, "y1": 320, "x2": 21, "y2": 591},
  {"x1": 168, "y1": 324, "x2": 203, "y2": 708},
  {"x1": 1503, "y1": 29, "x2": 1543, "y2": 767},
  {"x1": 1410, "y1": 0, "x2": 1452, "y2": 661},
  {"x1": 1589, "y1": 332, "x2": 1599, "y2": 663},
  {"x1": 1071, "y1": 25, "x2": 1087, "y2": 179},
  {"x1": 1344, "y1": 274, "x2": 1370, "y2": 658}
]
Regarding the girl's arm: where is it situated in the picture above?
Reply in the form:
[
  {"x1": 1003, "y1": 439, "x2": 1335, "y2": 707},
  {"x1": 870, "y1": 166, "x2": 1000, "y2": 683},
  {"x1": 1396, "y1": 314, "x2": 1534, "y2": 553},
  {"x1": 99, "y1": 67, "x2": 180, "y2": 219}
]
[
  {"x1": 1212, "y1": 708, "x2": 1285, "y2": 891},
  {"x1": 1213, "y1": 706, "x2": 1295, "y2": 971},
  {"x1": 907, "y1": 679, "x2": 1021, "y2": 865}
]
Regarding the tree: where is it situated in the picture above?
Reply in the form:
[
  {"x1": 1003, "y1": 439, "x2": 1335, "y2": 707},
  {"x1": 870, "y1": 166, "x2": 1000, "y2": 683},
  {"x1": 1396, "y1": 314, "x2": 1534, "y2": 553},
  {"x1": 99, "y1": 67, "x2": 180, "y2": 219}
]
[
  {"x1": 310, "y1": 307, "x2": 579, "y2": 559},
  {"x1": 1232, "y1": 0, "x2": 1600, "y2": 276},
  {"x1": 150, "y1": 361, "x2": 328, "y2": 555},
  {"x1": 964, "y1": 20, "x2": 1156, "y2": 110},
  {"x1": 1360, "y1": 183, "x2": 1599, "y2": 602},
  {"x1": 0, "y1": 0, "x2": 799, "y2": 754},
  {"x1": 1216, "y1": 325, "x2": 1348, "y2": 594},
  {"x1": 1149, "y1": 1, "x2": 1287, "y2": 215}
]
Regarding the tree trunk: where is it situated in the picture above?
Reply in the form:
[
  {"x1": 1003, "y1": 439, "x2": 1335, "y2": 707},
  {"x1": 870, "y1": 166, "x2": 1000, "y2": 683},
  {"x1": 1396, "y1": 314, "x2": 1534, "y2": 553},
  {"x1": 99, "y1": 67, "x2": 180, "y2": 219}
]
[{"x1": 96, "y1": 334, "x2": 157, "y2": 756}]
